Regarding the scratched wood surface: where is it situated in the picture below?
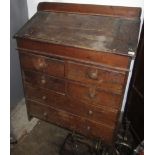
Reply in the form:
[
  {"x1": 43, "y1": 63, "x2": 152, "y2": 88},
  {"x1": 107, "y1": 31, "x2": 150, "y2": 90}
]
[
  {"x1": 15, "y1": 11, "x2": 140, "y2": 55},
  {"x1": 15, "y1": 4, "x2": 141, "y2": 143}
]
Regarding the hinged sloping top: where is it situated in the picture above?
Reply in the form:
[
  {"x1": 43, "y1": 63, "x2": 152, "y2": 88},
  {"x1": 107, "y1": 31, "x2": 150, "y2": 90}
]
[{"x1": 15, "y1": 11, "x2": 140, "y2": 56}]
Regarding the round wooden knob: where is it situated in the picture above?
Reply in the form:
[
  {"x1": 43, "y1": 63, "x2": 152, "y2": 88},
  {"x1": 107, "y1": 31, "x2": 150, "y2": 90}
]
[
  {"x1": 38, "y1": 62, "x2": 44, "y2": 68},
  {"x1": 43, "y1": 112, "x2": 47, "y2": 117},
  {"x1": 87, "y1": 70, "x2": 98, "y2": 80},
  {"x1": 42, "y1": 96, "x2": 47, "y2": 100},
  {"x1": 34, "y1": 58, "x2": 46, "y2": 70},
  {"x1": 88, "y1": 110, "x2": 93, "y2": 115},
  {"x1": 41, "y1": 79, "x2": 46, "y2": 84},
  {"x1": 87, "y1": 126, "x2": 90, "y2": 131},
  {"x1": 88, "y1": 88, "x2": 96, "y2": 99},
  {"x1": 89, "y1": 92, "x2": 96, "y2": 99}
]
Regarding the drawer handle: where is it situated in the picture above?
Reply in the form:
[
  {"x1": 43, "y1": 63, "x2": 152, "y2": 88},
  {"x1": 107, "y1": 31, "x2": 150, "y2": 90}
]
[
  {"x1": 43, "y1": 112, "x2": 47, "y2": 118},
  {"x1": 35, "y1": 58, "x2": 46, "y2": 69},
  {"x1": 88, "y1": 88, "x2": 96, "y2": 99},
  {"x1": 42, "y1": 96, "x2": 47, "y2": 100},
  {"x1": 88, "y1": 110, "x2": 93, "y2": 115},
  {"x1": 38, "y1": 58, "x2": 46, "y2": 68},
  {"x1": 87, "y1": 126, "x2": 90, "y2": 131},
  {"x1": 89, "y1": 92, "x2": 96, "y2": 99},
  {"x1": 87, "y1": 70, "x2": 98, "y2": 80},
  {"x1": 41, "y1": 79, "x2": 46, "y2": 84},
  {"x1": 38, "y1": 62, "x2": 45, "y2": 68}
]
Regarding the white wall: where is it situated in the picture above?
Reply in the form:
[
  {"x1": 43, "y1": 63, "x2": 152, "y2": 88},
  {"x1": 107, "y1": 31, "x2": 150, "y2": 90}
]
[{"x1": 26, "y1": 0, "x2": 144, "y2": 116}]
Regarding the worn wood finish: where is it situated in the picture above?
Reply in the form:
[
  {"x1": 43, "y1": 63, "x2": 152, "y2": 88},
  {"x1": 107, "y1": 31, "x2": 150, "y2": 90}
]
[
  {"x1": 27, "y1": 100, "x2": 114, "y2": 143},
  {"x1": 19, "y1": 52, "x2": 65, "y2": 77},
  {"x1": 37, "y1": 2, "x2": 141, "y2": 19},
  {"x1": 67, "y1": 61, "x2": 126, "y2": 94},
  {"x1": 25, "y1": 85, "x2": 118, "y2": 127},
  {"x1": 17, "y1": 40, "x2": 131, "y2": 70},
  {"x1": 15, "y1": 3, "x2": 141, "y2": 144},
  {"x1": 67, "y1": 82, "x2": 122, "y2": 109},
  {"x1": 15, "y1": 11, "x2": 140, "y2": 55}
]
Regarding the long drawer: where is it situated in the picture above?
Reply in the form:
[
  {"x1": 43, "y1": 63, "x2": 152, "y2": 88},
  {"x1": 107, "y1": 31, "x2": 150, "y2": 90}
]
[
  {"x1": 67, "y1": 61, "x2": 127, "y2": 94},
  {"x1": 27, "y1": 99, "x2": 115, "y2": 143},
  {"x1": 19, "y1": 52, "x2": 65, "y2": 77},
  {"x1": 25, "y1": 85, "x2": 118, "y2": 127}
]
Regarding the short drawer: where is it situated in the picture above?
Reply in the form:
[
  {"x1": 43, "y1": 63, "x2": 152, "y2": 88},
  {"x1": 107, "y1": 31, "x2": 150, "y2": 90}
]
[
  {"x1": 19, "y1": 52, "x2": 65, "y2": 77},
  {"x1": 67, "y1": 82, "x2": 122, "y2": 109},
  {"x1": 67, "y1": 61, "x2": 127, "y2": 94},
  {"x1": 27, "y1": 100, "x2": 114, "y2": 143},
  {"x1": 25, "y1": 85, "x2": 118, "y2": 127},
  {"x1": 23, "y1": 70, "x2": 65, "y2": 94}
]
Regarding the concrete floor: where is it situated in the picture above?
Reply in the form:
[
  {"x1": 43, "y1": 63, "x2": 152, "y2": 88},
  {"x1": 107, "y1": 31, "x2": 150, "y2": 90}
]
[
  {"x1": 11, "y1": 99, "x2": 38, "y2": 141},
  {"x1": 11, "y1": 119, "x2": 135, "y2": 155},
  {"x1": 11, "y1": 120, "x2": 69, "y2": 155}
]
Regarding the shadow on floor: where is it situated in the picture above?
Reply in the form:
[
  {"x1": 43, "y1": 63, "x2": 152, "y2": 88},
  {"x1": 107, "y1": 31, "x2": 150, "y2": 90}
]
[
  {"x1": 11, "y1": 120, "x2": 69, "y2": 155},
  {"x1": 11, "y1": 120, "x2": 138, "y2": 155}
]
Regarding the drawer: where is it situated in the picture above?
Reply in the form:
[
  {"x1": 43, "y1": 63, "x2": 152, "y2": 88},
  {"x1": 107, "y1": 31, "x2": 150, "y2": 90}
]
[
  {"x1": 67, "y1": 82, "x2": 122, "y2": 109},
  {"x1": 23, "y1": 70, "x2": 65, "y2": 93},
  {"x1": 27, "y1": 99, "x2": 114, "y2": 143},
  {"x1": 19, "y1": 52, "x2": 65, "y2": 77},
  {"x1": 25, "y1": 85, "x2": 118, "y2": 127},
  {"x1": 67, "y1": 61, "x2": 126, "y2": 94}
]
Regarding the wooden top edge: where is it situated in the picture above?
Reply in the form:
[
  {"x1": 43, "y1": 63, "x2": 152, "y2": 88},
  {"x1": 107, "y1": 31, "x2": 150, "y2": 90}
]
[
  {"x1": 17, "y1": 47, "x2": 129, "y2": 73},
  {"x1": 37, "y1": 2, "x2": 141, "y2": 19},
  {"x1": 15, "y1": 37, "x2": 133, "y2": 59}
]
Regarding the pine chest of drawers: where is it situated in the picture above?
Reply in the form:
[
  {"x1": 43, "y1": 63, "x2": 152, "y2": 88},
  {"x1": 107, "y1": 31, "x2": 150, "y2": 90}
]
[{"x1": 15, "y1": 2, "x2": 141, "y2": 144}]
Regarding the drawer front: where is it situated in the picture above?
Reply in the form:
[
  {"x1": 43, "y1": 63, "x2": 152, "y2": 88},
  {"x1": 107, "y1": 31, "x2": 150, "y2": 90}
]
[
  {"x1": 25, "y1": 85, "x2": 118, "y2": 127},
  {"x1": 67, "y1": 61, "x2": 126, "y2": 94},
  {"x1": 27, "y1": 100, "x2": 114, "y2": 143},
  {"x1": 67, "y1": 82, "x2": 122, "y2": 109},
  {"x1": 23, "y1": 70, "x2": 65, "y2": 94},
  {"x1": 19, "y1": 52, "x2": 65, "y2": 77}
]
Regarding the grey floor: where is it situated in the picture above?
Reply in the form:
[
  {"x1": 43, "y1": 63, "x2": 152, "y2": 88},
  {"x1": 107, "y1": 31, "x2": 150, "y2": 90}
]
[
  {"x1": 11, "y1": 120, "x2": 135, "y2": 155},
  {"x1": 11, "y1": 120, "x2": 69, "y2": 155}
]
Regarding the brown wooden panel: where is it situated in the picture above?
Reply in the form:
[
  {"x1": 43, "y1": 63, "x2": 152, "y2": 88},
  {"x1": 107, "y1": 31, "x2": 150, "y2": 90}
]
[
  {"x1": 37, "y1": 2, "x2": 141, "y2": 19},
  {"x1": 23, "y1": 70, "x2": 65, "y2": 94},
  {"x1": 25, "y1": 85, "x2": 118, "y2": 127},
  {"x1": 67, "y1": 81, "x2": 122, "y2": 109},
  {"x1": 14, "y1": 3, "x2": 141, "y2": 145},
  {"x1": 19, "y1": 52, "x2": 65, "y2": 77},
  {"x1": 67, "y1": 61, "x2": 126, "y2": 94},
  {"x1": 27, "y1": 99, "x2": 114, "y2": 143},
  {"x1": 15, "y1": 11, "x2": 140, "y2": 54},
  {"x1": 17, "y1": 39, "x2": 131, "y2": 70}
]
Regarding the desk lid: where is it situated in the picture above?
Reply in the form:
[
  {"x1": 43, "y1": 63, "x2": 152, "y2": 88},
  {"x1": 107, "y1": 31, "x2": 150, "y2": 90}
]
[{"x1": 15, "y1": 4, "x2": 141, "y2": 56}]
